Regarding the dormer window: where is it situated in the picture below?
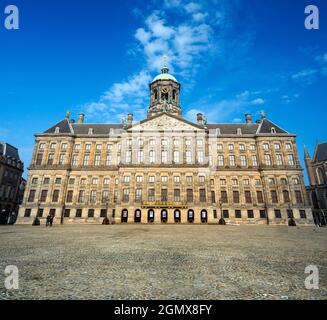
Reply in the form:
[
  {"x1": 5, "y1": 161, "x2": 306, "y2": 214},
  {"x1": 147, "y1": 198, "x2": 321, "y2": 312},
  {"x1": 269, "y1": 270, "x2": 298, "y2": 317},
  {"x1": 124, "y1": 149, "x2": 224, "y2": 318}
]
[
  {"x1": 216, "y1": 128, "x2": 221, "y2": 136},
  {"x1": 237, "y1": 128, "x2": 242, "y2": 135},
  {"x1": 55, "y1": 127, "x2": 60, "y2": 134},
  {"x1": 88, "y1": 128, "x2": 93, "y2": 135},
  {"x1": 271, "y1": 127, "x2": 276, "y2": 134}
]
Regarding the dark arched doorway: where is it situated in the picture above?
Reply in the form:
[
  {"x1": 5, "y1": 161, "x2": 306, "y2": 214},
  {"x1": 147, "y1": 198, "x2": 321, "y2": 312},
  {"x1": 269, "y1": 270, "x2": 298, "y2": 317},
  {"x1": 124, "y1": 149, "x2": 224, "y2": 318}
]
[
  {"x1": 161, "y1": 209, "x2": 168, "y2": 223},
  {"x1": 134, "y1": 209, "x2": 141, "y2": 223},
  {"x1": 148, "y1": 209, "x2": 155, "y2": 223},
  {"x1": 187, "y1": 209, "x2": 194, "y2": 223},
  {"x1": 121, "y1": 209, "x2": 128, "y2": 223},
  {"x1": 201, "y1": 210, "x2": 208, "y2": 223},
  {"x1": 174, "y1": 209, "x2": 181, "y2": 223}
]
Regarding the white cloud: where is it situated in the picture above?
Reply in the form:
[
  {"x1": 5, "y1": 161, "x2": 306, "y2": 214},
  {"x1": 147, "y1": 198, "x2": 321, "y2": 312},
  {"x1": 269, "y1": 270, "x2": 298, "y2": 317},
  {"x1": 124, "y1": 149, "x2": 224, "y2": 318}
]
[
  {"x1": 185, "y1": 90, "x2": 265, "y2": 123},
  {"x1": 292, "y1": 69, "x2": 318, "y2": 85},
  {"x1": 185, "y1": 2, "x2": 201, "y2": 13},
  {"x1": 251, "y1": 98, "x2": 265, "y2": 105}
]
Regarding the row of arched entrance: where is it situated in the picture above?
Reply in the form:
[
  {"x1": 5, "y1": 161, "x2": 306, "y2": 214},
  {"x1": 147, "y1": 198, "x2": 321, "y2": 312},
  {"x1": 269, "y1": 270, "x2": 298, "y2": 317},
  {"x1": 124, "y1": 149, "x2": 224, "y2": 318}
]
[{"x1": 121, "y1": 209, "x2": 208, "y2": 224}]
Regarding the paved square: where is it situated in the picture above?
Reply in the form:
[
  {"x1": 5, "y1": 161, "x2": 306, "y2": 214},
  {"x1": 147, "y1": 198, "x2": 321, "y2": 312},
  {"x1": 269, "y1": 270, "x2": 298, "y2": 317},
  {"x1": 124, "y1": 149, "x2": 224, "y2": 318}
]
[{"x1": 0, "y1": 224, "x2": 326, "y2": 300}]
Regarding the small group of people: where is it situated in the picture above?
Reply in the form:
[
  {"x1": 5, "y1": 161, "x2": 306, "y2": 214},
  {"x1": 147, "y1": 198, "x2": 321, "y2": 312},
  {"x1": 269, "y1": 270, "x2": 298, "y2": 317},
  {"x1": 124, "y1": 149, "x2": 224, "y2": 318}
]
[{"x1": 46, "y1": 214, "x2": 54, "y2": 227}]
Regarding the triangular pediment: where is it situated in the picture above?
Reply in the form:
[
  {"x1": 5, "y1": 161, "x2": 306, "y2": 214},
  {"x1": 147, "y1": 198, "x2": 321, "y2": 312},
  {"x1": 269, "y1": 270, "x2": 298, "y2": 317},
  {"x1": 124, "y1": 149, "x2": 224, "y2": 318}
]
[{"x1": 129, "y1": 113, "x2": 203, "y2": 132}]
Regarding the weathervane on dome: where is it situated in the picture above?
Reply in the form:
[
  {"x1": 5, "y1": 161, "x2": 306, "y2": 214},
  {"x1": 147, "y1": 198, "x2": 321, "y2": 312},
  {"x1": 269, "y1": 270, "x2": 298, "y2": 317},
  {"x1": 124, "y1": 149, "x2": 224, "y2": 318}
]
[{"x1": 161, "y1": 54, "x2": 169, "y2": 74}]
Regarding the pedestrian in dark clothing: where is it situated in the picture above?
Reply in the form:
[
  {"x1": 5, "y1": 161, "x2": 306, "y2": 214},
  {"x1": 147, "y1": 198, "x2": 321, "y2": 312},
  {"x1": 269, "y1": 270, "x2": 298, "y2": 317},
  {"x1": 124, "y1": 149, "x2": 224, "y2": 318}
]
[
  {"x1": 50, "y1": 215, "x2": 54, "y2": 227},
  {"x1": 46, "y1": 214, "x2": 51, "y2": 227}
]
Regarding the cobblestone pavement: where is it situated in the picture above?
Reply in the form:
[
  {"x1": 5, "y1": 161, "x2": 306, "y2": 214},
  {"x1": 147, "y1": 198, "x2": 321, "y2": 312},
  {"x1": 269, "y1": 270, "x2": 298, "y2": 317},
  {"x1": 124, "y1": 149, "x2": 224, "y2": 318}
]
[{"x1": 0, "y1": 224, "x2": 326, "y2": 300}]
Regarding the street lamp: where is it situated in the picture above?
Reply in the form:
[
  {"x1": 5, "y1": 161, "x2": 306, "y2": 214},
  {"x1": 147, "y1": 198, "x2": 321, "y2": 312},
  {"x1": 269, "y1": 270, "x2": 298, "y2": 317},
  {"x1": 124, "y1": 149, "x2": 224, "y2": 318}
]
[
  {"x1": 33, "y1": 200, "x2": 41, "y2": 226},
  {"x1": 288, "y1": 202, "x2": 296, "y2": 226},
  {"x1": 218, "y1": 198, "x2": 226, "y2": 225},
  {"x1": 60, "y1": 202, "x2": 65, "y2": 225}
]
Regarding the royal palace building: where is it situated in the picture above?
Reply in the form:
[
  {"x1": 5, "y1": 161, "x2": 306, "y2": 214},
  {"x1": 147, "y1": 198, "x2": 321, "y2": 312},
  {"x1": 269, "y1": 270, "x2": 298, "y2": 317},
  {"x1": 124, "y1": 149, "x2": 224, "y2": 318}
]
[{"x1": 17, "y1": 61, "x2": 313, "y2": 225}]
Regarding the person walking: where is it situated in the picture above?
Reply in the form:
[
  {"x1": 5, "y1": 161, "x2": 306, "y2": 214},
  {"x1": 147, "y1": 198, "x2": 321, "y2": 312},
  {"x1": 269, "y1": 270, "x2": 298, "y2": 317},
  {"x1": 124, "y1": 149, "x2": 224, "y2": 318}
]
[
  {"x1": 46, "y1": 214, "x2": 51, "y2": 227},
  {"x1": 50, "y1": 214, "x2": 54, "y2": 227}
]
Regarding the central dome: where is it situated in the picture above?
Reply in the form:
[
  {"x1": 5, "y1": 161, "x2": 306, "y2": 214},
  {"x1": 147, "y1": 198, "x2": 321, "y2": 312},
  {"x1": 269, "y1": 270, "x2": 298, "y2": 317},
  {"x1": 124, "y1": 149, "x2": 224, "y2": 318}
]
[
  {"x1": 151, "y1": 55, "x2": 178, "y2": 83},
  {"x1": 152, "y1": 73, "x2": 178, "y2": 83}
]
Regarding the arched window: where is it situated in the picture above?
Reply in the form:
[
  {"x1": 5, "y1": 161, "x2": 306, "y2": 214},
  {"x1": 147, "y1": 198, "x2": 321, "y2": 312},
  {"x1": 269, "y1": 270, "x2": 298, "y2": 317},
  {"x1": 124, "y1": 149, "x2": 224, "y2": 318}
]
[
  {"x1": 161, "y1": 92, "x2": 168, "y2": 101},
  {"x1": 153, "y1": 89, "x2": 158, "y2": 100},
  {"x1": 281, "y1": 178, "x2": 288, "y2": 185},
  {"x1": 172, "y1": 90, "x2": 176, "y2": 101},
  {"x1": 317, "y1": 167, "x2": 326, "y2": 185}
]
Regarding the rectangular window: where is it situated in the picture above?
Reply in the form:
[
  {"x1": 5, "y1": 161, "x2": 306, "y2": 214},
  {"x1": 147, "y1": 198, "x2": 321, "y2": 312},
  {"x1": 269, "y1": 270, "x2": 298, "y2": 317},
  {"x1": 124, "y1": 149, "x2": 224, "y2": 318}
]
[
  {"x1": 257, "y1": 191, "x2": 264, "y2": 203},
  {"x1": 76, "y1": 209, "x2": 82, "y2": 218},
  {"x1": 64, "y1": 209, "x2": 70, "y2": 218},
  {"x1": 103, "y1": 178, "x2": 110, "y2": 185},
  {"x1": 173, "y1": 151, "x2": 180, "y2": 163},
  {"x1": 96, "y1": 144, "x2": 102, "y2": 151},
  {"x1": 228, "y1": 144, "x2": 234, "y2": 152},
  {"x1": 36, "y1": 153, "x2": 43, "y2": 165},
  {"x1": 47, "y1": 154, "x2": 54, "y2": 165},
  {"x1": 229, "y1": 155, "x2": 235, "y2": 166},
  {"x1": 135, "y1": 189, "x2": 142, "y2": 202},
  {"x1": 74, "y1": 144, "x2": 80, "y2": 151},
  {"x1": 90, "y1": 191, "x2": 97, "y2": 203},
  {"x1": 274, "y1": 209, "x2": 282, "y2": 218},
  {"x1": 28, "y1": 190, "x2": 36, "y2": 202},
  {"x1": 50, "y1": 143, "x2": 56, "y2": 150},
  {"x1": 174, "y1": 176, "x2": 180, "y2": 183},
  {"x1": 187, "y1": 189, "x2": 193, "y2": 202},
  {"x1": 85, "y1": 144, "x2": 91, "y2": 151},
  {"x1": 105, "y1": 154, "x2": 112, "y2": 166},
  {"x1": 88, "y1": 209, "x2": 94, "y2": 218},
  {"x1": 288, "y1": 155, "x2": 295, "y2": 166},
  {"x1": 102, "y1": 191, "x2": 109, "y2": 203},
  {"x1": 24, "y1": 208, "x2": 32, "y2": 217},
  {"x1": 148, "y1": 189, "x2": 155, "y2": 201},
  {"x1": 265, "y1": 154, "x2": 272, "y2": 166},
  {"x1": 174, "y1": 189, "x2": 181, "y2": 201},
  {"x1": 198, "y1": 176, "x2": 205, "y2": 183},
  {"x1": 276, "y1": 154, "x2": 283, "y2": 166},
  {"x1": 123, "y1": 189, "x2": 129, "y2": 202},
  {"x1": 271, "y1": 190, "x2": 278, "y2": 203},
  {"x1": 38, "y1": 143, "x2": 45, "y2": 150},
  {"x1": 136, "y1": 176, "x2": 143, "y2": 183},
  {"x1": 198, "y1": 151, "x2": 204, "y2": 163},
  {"x1": 260, "y1": 210, "x2": 267, "y2": 219},
  {"x1": 252, "y1": 155, "x2": 258, "y2": 167},
  {"x1": 123, "y1": 176, "x2": 130, "y2": 183},
  {"x1": 217, "y1": 144, "x2": 223, "y2": 151},
  {"x1": 235, "y1": 210, "x2": 242, "y2": 218},
  {"x1": 161, "y1": 189, "x2": 168, "y2": 202},
  {"x1": 72, "y1": 155, "x2": 78, "y2": 167},
  {"x1": 217, "y1": 155, "x2": 224, "y2": 166},
  {"x1": 149, "y1": 176, "x2": 155, "y2": 183},
  {"x1": 245, "y1": 191, "x2": 252, "y2": 204},
  {"x1": 199, "y1": 189, "x2": 206, "y2": 202},
  {"x1": 221, "y1": 191, "x2": 228, "y2": 203},
  {"x1": 300, "y1": 210, "x2": 306, "y2": 219},
  {"x1": 149, "y1": 150, "x2": 156, "y2": 163},
  {"x1": 161, "y1": 150, "x2": 168, "y2": 163},
  {"x1": 66, "y1": 190, "x2": 73, "y2": 203},
  {"x1": 59, "y1": 154, "x2": 65, "y2": 165},
  {"x1": 223, "y1": 210, "x2": 229, "y2": 218},
  {"x1": 186, "y1": 151, "x2": 192, "y2": 164},
  {"x1": 137, "y1": 150, "x2": 144, "y2": 163},
  {"x1": 52, "y1": 190, "x2": 59, "y2": 203},
  {"x1": 78, "y1": 190, "x2": 85, "y2": 203},
  {"x1": 94, "y1": 155, "x2": 101, "y2": 166},
  {"x1": 211, "y1": 191, "x2": 216, "y2": 204},
  {"x1": 233, "y1": 191, "x2": 240, "y2": 203},
  {"x1": 161, "y1": 176, "x2": 168, "y2": 183},
  {"x1": 186, "y1": 176, "x2": 193, "y2": 184},
  {"x1": 240, "y1": 155, "x2": 247, "y2": 167},
  {"x1": 126, "y1": 151, "x2": 132, "y2": 163},
  {"x1": 247, "y1": 210, "x2": 254, "y2": 218},
  {"x1": 83, "y1": 155, "x2": 90, "y2": 166},
  {"x1": 40, "y1": 190, "x2": 48, "y2": 202},
  {"x1": 100, "y1": 209, "x2": 107, "y2": 218}
]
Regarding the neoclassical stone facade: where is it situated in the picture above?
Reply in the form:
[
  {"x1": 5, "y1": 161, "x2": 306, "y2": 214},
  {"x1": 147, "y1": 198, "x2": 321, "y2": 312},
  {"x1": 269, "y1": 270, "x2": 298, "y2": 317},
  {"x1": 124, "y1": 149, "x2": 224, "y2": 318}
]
[{"x1": 17, "y1": 61, "x2": 313, "y2": 225}]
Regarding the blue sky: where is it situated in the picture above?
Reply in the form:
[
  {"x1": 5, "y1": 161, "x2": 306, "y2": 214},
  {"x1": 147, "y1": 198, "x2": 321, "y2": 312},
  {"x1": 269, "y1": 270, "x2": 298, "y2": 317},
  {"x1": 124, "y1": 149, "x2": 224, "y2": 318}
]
[{"x1": 0, "y1": 0, "x2": 327, "y2": 181}]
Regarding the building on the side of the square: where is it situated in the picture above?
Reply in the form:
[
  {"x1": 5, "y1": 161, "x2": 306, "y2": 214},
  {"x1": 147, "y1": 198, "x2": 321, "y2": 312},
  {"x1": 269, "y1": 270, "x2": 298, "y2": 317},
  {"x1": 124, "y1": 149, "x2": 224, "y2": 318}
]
[
  {"x1": 0, "y1": 142, "x2": 24, "y2": 224},
  {"x1": 305, "y1": 142, "x2": 327, "y2": 226},
  {"x1": 17, "y1": 59, "x2": 313, "y2": 225}
]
